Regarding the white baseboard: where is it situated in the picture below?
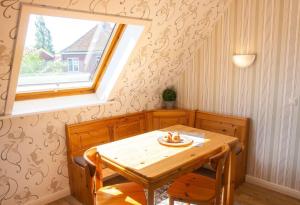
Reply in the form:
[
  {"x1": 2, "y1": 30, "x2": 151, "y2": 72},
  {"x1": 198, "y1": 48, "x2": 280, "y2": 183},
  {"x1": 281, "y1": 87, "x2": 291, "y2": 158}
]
[
  {"x1": 26, "y1": 188, "x2": 71, "y2": 205},
  {"x1": 246, "y1": 175, "x2": 300, "y2": 200}
]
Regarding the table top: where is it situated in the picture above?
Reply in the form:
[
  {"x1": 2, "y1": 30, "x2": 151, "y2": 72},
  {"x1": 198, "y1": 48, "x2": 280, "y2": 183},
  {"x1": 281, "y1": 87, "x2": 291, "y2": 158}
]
[{"x1": 97, "y1": 125, "x2": 238, "y2": 181}]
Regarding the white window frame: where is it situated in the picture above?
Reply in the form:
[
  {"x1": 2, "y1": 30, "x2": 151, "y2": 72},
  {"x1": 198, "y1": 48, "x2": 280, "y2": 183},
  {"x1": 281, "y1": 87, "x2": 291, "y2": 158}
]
[
  {"x1": 4, "y1": 3, "x2": 151, "y2": 116},
  {"x1": 67, "y1": 58, "x2": 80, "y2": 72}
]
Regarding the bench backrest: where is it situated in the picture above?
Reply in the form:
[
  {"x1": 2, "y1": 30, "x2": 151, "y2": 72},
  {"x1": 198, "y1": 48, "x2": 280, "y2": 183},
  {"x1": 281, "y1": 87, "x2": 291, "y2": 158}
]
[
  {"x1": 194, "y1": 111, "x2": 249, "y2": 187},
  {"x1": 66, "y1": 112, "x2": 147, "y2": 159}
]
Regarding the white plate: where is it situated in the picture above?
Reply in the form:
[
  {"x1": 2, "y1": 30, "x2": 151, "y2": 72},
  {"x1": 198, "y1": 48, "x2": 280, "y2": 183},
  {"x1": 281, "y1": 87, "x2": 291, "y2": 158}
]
[{"x1": 157, "y1": 136, "x2": 193, "y2": 147}]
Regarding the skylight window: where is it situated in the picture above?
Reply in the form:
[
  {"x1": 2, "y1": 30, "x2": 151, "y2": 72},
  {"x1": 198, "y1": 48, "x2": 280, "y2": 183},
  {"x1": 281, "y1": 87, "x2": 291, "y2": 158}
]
[
  {"x1": 12, "y1": 5, "x2": 128, "y2": 101},
  {"x1": 16, "y1": 14, "x2": 118, "y2": 98},
  {"x1": 5, "y1": 3, "x2": 149, "y2": 115}
]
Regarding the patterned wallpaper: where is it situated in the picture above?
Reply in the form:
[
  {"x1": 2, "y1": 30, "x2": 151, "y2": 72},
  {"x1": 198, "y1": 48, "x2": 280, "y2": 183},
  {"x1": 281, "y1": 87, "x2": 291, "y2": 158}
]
[
  {"x1": 0, "y1": 0, "x2": 231, "y2": 204},
  {"x1": 176, "y1": 0, "x2": 300, "y2": 192}
]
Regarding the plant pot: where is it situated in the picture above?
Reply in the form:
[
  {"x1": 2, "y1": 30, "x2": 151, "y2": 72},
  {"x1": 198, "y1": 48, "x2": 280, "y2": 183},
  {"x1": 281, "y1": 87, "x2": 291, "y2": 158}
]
[{"x1": 164, "y1": 101, "x2": 176, "y2": 109}]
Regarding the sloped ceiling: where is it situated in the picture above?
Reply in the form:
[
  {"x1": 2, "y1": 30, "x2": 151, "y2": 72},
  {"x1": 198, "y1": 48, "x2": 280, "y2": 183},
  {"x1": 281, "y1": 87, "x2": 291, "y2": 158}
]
[
  {"x1": 0, "y1": 0, "x2": 231, "y2": 115},
  {"x1": 0, "y1": 0, "x2": 232, "y2": 204}
]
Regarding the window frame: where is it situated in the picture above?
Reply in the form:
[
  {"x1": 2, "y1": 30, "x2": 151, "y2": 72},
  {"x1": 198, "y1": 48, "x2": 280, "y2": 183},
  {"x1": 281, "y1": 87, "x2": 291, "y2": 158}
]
[
  {"x1": 67, "y1": 58, "x2": 80, "y2": 72},
  {"x1": 12, "y1": 4, "x2": 126, "y2": 101}
]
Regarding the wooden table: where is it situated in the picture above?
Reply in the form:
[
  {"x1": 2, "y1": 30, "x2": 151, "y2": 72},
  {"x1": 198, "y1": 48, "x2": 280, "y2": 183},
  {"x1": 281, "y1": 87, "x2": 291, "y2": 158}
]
[{"x1": 97, "y1": 125, "x2": 238, "y2": 205}]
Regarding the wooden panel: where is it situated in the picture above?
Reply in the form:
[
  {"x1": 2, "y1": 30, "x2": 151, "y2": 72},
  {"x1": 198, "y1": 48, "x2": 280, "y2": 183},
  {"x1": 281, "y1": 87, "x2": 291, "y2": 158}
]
[
  {"x1": 196, "y1": 119, "x2": 237, "y2": 136},
  {"x1": 150, "y1": 109, "x2": 195, "y2": 130},
  {"x1": 114, "y1": 113, "x2": 146, "y2": 140},
  {"x1": 68, "y1": 133, "x2": 81, "y2": 154},
  {"x1": 80, "y1": 129, "x2": 111, "y2": 149},
  {"x1": 67, "y1": 120, "x2": 113, "y2": 157},
  {"x1": 68, "y1": 119, "x2": 114, "y2": 135},
  {"x1": 154, "y1": 117, "x2": 187, "y2": 129},
  {"x1": 194, "y1": 111, "x2": 249, "y2": 187}
]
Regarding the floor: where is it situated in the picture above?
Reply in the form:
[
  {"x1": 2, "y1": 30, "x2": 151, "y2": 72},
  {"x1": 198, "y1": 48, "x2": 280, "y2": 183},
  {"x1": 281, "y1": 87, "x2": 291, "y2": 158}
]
[{"x1": 48, "y1": 183, "x2": 300, "y2": 205}]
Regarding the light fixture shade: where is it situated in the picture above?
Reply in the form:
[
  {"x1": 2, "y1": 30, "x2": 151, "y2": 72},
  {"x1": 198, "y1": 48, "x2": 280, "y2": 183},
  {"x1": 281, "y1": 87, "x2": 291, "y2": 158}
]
[{"x1": 232, "y1": 54, "x2": 256, "y2": 68}]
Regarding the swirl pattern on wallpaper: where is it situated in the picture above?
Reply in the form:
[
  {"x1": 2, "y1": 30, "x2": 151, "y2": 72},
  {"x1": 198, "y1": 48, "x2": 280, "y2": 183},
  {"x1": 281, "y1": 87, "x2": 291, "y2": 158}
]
[
  {"x1": 0, "y1": 0, "x2": 231, "y2": 204},
  {"x1": 13, "y1": 186, "x2": 38, "y2": 205},
  {"x1": 25, "y1": 146, "x2": 49, "y2": 185},
  {"x1": 1, "y1": 127, "x2": 33, "y2": 173},
  {"x1": 43, "y1": 122, "x2": 66, "y2": 162},
  {"x1": 0, "y1": 119, "x2": 11, "y2": 138},
  {"x1": 0, "y1": 169, "x2": 18, "y2": 204},
  {"x1": 0, "y1": 0, "x2": 20, "y2": 19}
]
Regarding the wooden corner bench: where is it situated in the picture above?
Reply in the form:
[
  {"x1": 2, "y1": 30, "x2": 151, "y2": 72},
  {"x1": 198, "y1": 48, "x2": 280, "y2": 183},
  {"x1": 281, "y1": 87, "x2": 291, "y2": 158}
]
[{"x1": 65, "y1": 109, "x2": 249, "y2": 204}]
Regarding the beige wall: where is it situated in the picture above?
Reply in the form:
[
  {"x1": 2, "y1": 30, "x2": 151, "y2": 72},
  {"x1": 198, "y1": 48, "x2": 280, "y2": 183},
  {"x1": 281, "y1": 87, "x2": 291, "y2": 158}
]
[
  {"x1": 0, "y1": 0, "x2": 231, "y2": 204},
  {"x1": 176, "y1": 0, "x2": 300, "y2": 191}
]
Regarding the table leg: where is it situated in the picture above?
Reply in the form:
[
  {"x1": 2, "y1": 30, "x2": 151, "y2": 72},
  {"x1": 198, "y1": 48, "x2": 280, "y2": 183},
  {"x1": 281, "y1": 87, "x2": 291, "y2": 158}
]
[
  {"x1": 147, "y1": 188, "x2": 155, "y2": 205},
  {"x1": 224, "y1": 149, "x2": 236, "y2": 205}
]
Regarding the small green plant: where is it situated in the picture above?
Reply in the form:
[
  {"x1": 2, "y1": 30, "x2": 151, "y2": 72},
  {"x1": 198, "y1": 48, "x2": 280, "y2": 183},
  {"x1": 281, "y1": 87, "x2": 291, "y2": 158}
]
[{"x1": 162, "y1": 88, "x2": 177, "y2": 101}]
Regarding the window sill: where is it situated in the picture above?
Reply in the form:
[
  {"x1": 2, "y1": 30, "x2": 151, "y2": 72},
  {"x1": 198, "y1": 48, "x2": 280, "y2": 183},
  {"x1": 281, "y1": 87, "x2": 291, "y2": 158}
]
[{"x1": 0, "y1": 94, "x2": 115, "y2": 119}]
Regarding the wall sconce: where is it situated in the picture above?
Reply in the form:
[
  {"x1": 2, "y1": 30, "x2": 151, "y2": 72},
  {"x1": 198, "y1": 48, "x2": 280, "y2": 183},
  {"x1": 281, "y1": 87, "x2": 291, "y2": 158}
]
[{"x1": 232, "y1": 54, "x2": 256, "y2": 68}]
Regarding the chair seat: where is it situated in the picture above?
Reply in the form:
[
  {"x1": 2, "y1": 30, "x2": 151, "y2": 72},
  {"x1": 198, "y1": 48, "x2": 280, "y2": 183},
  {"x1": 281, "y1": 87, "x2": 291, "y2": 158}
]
[
  {"x1": 96, "y1": 182, "x2": 146, "y2": 205},
  {"x1": 168, "y1": 173, "x2": 216, "y2": 203}
]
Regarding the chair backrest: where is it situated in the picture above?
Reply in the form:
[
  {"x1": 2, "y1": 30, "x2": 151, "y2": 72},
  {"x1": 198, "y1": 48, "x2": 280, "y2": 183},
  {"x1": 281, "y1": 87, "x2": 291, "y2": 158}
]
[
  {"x1": 209, "y1": 145, "x2": 230, "y2": 204},
  {"x1": 83, "y1": 146, "x2": 103, "y2": 195}
]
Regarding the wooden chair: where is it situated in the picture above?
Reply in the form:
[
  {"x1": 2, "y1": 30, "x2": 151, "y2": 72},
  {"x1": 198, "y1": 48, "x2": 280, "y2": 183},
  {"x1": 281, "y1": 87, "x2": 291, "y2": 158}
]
[
  {"x1": 168, "y1": 145, "x2": 230, "y2": 205},
  {"x1": 84, "y1": 146, "x2": 147, "y2": 205}
]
